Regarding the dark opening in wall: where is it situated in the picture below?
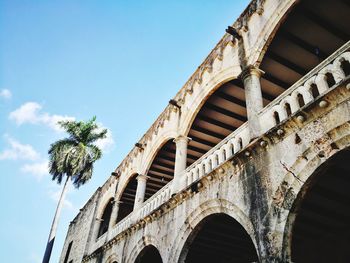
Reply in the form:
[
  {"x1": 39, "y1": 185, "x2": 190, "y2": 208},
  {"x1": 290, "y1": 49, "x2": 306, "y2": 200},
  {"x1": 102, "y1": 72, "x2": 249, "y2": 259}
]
[
  {"x1": 98, "y1": 199, "x2": 114, "y2": 238},
  {"x1": 326, "y1": 72, "x2": 336, "y2": 88},
  {"x1": 297, "y1": 93, "x2": 305, "y2": 107},
  {"x1": 311, "y1": 84, "x2": 320, "y2": 98},
  {"x1": 341, "y1": 60, "x2": 350, "y2": 76},
  {"x1": 63, "y1": 241, "x2": 73, "y2": 263}
]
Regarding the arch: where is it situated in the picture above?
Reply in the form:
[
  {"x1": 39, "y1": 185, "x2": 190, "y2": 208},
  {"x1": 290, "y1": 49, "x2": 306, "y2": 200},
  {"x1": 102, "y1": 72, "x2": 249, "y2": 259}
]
[
  {"x1": 255, "y1": 0, "x2": 350, "y2": 106},
  {"x1": 181, "y1": 78, "x2": 248, "y2": 167},
  {"x1": 115, "y1": 173, "x2": 138, "y2": 223},
  {"x1": 97, "y1": 198, "x2": 114, "y2": 238},
  {"x1": 179, "y1": 213, "x2": 259, "y2": 263},
  {"x1": 126, "y1": 235, "x2": 163, "y2": 263},
  {"x1": 105, "y1": 254, "x2": 119, "y2": 263},
  {"x1": 143, "y1": 138, "x2": 176, "y2": 201},
  {"x1": 285, "y1": 148, "x2": 350, "y2": 262},
  {"x1": 170, "y1": 199, "x2": 259, "y2": 262},
  {"x1": 278, "y1": 124, "x2": 350, "y2": 261},
  {"x1": 135, "y1": 245, "x2": 162, "y2": 263}
]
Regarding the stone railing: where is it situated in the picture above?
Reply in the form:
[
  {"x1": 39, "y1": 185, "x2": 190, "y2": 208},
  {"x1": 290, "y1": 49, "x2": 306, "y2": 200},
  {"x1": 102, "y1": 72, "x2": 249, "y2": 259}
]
[
  {"x1": 94, "y1": 41, "x2": 350, "y2": 252},
  {"x1": 259, "y1": 41, "x2": 350, "y2": 133},
  {"x1": 106, "y1": 123, "x2": 250, "y2": 243},
  {"x1": 181, "y1": 122, "x2": 250, "y2": 187}
]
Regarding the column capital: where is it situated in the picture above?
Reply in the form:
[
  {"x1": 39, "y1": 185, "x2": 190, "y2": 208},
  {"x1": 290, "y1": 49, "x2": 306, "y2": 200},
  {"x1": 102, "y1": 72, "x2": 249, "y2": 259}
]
[
  {"x1": 173, "y1": 135, "x2": 191, "y2": 144},
  {"x1": 240, "y1": 65, "x2": 264, "y2": 80},
  {"x1": 136, "y1": 174, "x2": 149, "y2": 182}
]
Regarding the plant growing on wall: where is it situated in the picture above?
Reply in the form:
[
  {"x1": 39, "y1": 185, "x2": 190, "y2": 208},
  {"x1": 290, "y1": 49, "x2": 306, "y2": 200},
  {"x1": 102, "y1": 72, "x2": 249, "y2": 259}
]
[{"x1": 42, "y1": 116, "x2": 107, "y2": 263}]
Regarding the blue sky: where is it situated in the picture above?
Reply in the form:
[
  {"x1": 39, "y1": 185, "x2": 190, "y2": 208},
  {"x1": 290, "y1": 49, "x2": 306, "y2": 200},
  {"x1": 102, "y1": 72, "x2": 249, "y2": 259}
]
[{"x1": 0, "y1": 1, "x2": 249, "y2": 262}]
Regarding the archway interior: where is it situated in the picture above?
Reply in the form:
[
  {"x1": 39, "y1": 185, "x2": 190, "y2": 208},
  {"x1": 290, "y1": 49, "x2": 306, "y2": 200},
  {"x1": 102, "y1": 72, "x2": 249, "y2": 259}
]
[
  {"x1": 116, "y1": 175, "x2": 137, "y2": 223},
  {"x1": 260, "y1": 0, "x2": 349, "y2": 101},
  {"x1": 135, "y1": 245, "x2": 162, "y2": 263},
  {"x1": 144, "y1": 139, "x2": 176, "y2": 201},
  {"x1": 186, "y1": 79, "x2": 249, "y2": 166},
  {"x1": 183, "y1": 214, "x2": 258, "y2": 263},
  {"x1": 291, "y1": 149, "x2": 350, "y2": 262},
  {"x1": 97, "y1": 198, "x2": 113, "y2": 237}
]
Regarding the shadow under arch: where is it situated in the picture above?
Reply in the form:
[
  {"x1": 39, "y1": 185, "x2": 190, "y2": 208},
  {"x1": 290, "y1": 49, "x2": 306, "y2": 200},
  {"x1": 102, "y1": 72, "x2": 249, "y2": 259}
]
[
  {"x1": 115, "y1": 173, "x2": 138, "y2": 224},
  {"x1": 253, "y1": 0, "x2": 350, "y2": 107},
  {"x1": 282, "y1": 147, "x2": 350, "y2": 262},
  {"x1": 105, "y1": 253, "x2": 119, "y2": 263},
  {"x1": 170, "y1": 198, "x2": 259, "y2": 263},
  {"x1": 126, "y1": 235, "x2": 163, "y2": 263},
  {"x1": 142, "y1": 137, "x2": 176, "y2": 201},
  {"x1": 180, "y1": 76, "x2": 248, "y2": 167},
  {"x1": 97, "y1": 197, "x2": 114, "y2": 238}
]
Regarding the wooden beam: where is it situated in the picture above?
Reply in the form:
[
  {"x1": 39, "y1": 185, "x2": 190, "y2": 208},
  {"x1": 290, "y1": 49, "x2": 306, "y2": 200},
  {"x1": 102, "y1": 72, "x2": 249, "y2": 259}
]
[
  {"x1": 266, "y1": 51, "x2": 307, "y2": 75},
  {"x1": 204, "y1": 102, "x2": 247, "y2": 122},
  {"x1": 216, "y1": 91, "x2": 246, "y2": 107},
  {"x1": 279, "y1": 30, "x2": 327, "y2": 59},
  {"x1": 152, "y1": 160, "x2": 174, "y2": 170},
  {"x1": 188, "y1": 144, "x2": 207, "y2": 154},
  {"x1": 191, "y1": 124, "x2": 226, "y2": 140},
  {"x1": 300, "y1": 7, "x2": 349, "y2": 41},
  {"x1": 196, "y1": 114, "x2": 238, "y2": 131},
  {"x1": 263, "y1": 73, "x2": 290, "y2": 89},
  {"x1": 189, "y1": 135, "x2": 216, "y2": 147}
]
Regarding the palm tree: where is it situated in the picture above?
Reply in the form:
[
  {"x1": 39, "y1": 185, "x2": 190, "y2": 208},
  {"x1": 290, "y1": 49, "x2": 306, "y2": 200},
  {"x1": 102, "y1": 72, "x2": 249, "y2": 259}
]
[{"x1": 42, "y1": 116, "x2": 107, "y2": 263}]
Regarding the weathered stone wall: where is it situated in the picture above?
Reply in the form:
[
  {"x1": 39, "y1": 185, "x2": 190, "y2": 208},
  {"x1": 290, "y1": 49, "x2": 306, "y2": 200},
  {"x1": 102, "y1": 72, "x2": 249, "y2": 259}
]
[
  {"x1": 77, "y1": 80, "x2": 350, "y2": 262},
  {"x1": 59, "y1": 190, "x2": 100, "y2": 263},
  {"x1": 58, "y1": 0, "x2": 350, "y2": 261}
]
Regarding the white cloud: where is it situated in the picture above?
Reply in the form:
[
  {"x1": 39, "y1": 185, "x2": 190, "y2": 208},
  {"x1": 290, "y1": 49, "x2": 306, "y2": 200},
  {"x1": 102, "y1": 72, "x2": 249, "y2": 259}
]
[
  {"x1": 28, "y1": 252, "x2": 41, "y2": 263},
  {"x1": 0, "y1": 89, "x2": 12, "y2": 99},
  {"x1": 0, "y1": 135, "x2": 40, "y2": 161},
  {"x1": 21, "y1": 160, "x2": 49, "y2": 181},
  {"x1": 9, "y1": 102, "x2": 75, "y2": 131},
  {"x1": 95, "y1": 125, "x2": 114, "y2": 152}
]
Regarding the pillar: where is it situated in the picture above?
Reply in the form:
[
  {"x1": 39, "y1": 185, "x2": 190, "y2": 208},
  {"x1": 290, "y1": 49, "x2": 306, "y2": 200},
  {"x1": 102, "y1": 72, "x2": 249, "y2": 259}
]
[
  {"x1": 108, "y1": 200, "x2": 120, "y2": 228},
  {"x1": 172, "y1": 135, "x2": 190, "y2": 193},
  {"x1": 133, "y1": 174, "x2": 149, "y2": 210},
  {"x1": 241, "y1": 65, "x2": 264, "y2": 139}
]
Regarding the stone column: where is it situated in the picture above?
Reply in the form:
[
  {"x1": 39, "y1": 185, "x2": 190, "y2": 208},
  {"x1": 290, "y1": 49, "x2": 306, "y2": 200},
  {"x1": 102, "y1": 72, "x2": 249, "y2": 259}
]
[
  {"x1": 108, "y1": 200, "x2": 120, "y2": 228},
  {"x1": 241, "y1": 65, "x2": 264, "y2": 139},
  {"x1": 172, "y1": 135, "x2": 190, "y2": 194},
  {"x1": 133, "y1": 174, "x2": 149, "y2": 210}
]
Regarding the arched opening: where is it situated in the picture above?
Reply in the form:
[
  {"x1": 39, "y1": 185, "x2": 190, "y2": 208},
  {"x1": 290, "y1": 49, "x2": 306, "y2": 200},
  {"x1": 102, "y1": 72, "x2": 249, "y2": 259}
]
[
  {"x1": 341, "y1": 59, "x2": 350, "y2": 76},
  {"x1": 186, "y1": 79, "x2": 250, "y2": 165},
  {"x1": 290, "y1": 149, "x2": 350, "y2": 262},
  {"x1": 180, "y1": 213, "x2": 258, "y2": 263},
  {"x1": 97, "y1": 198, "x2": 114, "y2": 238},
  {"x1": 260, "y1": 0, "x2": 349, "y2": 102},
  {"x1": 116, "y1": 174, "x2": 138, "y2": 223},
  {"x1": 310, "y1": 83, "x2": 320, "y2": 98},
  {"x1": 297, "y1": 93, "x2": 305, "y2": 108},
  {"x1": 144, "y1": 139, "x2": 176, "y2": 200},
  {"x1": 325, "y1": 72, "x2": 336, "y2": 88},
  {"x1": 135, "y1": 245, "x2": 162, "y2": 263}
]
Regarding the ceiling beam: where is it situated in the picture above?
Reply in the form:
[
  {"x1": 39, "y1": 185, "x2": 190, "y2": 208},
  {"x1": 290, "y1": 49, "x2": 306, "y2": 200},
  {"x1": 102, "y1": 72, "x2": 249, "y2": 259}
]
[
  {"x1": 152, "y1": 160, "x2": 174, "y2": 170},
  {"x1": 189, "y1": 135, "x2": 216, "y2": 147},
  {"x1": 188, "y1": 144, "x2": 208, "y2": 154},
  {"x1": 266, "y1": 51, "x2": 307, "y2": 75},
  {"x1": 196, "y1": 114, "x2": 238, "y2": 131},
  {"x1": 191, "y1": 124, "x2": 226, "y2": 140},
  {"x1": 300, "y1": 7, "x2": 349, "y2": 41},
  {"x1": 204, "y1": 102, "x2": 247, "y2": 122},
  {"x1": 263, "y1": 72, "x2": 290, "y2": 89},
  {"x1": 215, "y1": 91, "x2": 246, "y2": 107},
  {"x1": 279, "y1": 30, "x2": 327, "y2": 60}
]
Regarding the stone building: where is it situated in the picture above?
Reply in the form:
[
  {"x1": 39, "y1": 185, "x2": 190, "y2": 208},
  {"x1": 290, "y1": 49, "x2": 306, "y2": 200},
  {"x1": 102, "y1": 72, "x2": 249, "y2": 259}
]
[{"x1": 59, "y1": 0, "x2": 350, "y2": 262}]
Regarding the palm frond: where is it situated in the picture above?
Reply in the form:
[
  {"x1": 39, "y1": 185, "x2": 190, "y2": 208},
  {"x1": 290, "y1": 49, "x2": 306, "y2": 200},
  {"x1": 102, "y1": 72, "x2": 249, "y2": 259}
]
[{"x1": 48, "y1": 116, "x2": 106, "y2": 187}]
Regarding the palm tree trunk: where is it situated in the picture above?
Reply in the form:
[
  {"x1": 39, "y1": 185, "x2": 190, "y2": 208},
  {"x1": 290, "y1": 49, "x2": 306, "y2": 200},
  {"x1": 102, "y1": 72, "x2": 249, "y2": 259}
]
[{"x1": 42, "y1": 176, "x2": 70, "y2": 263}]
